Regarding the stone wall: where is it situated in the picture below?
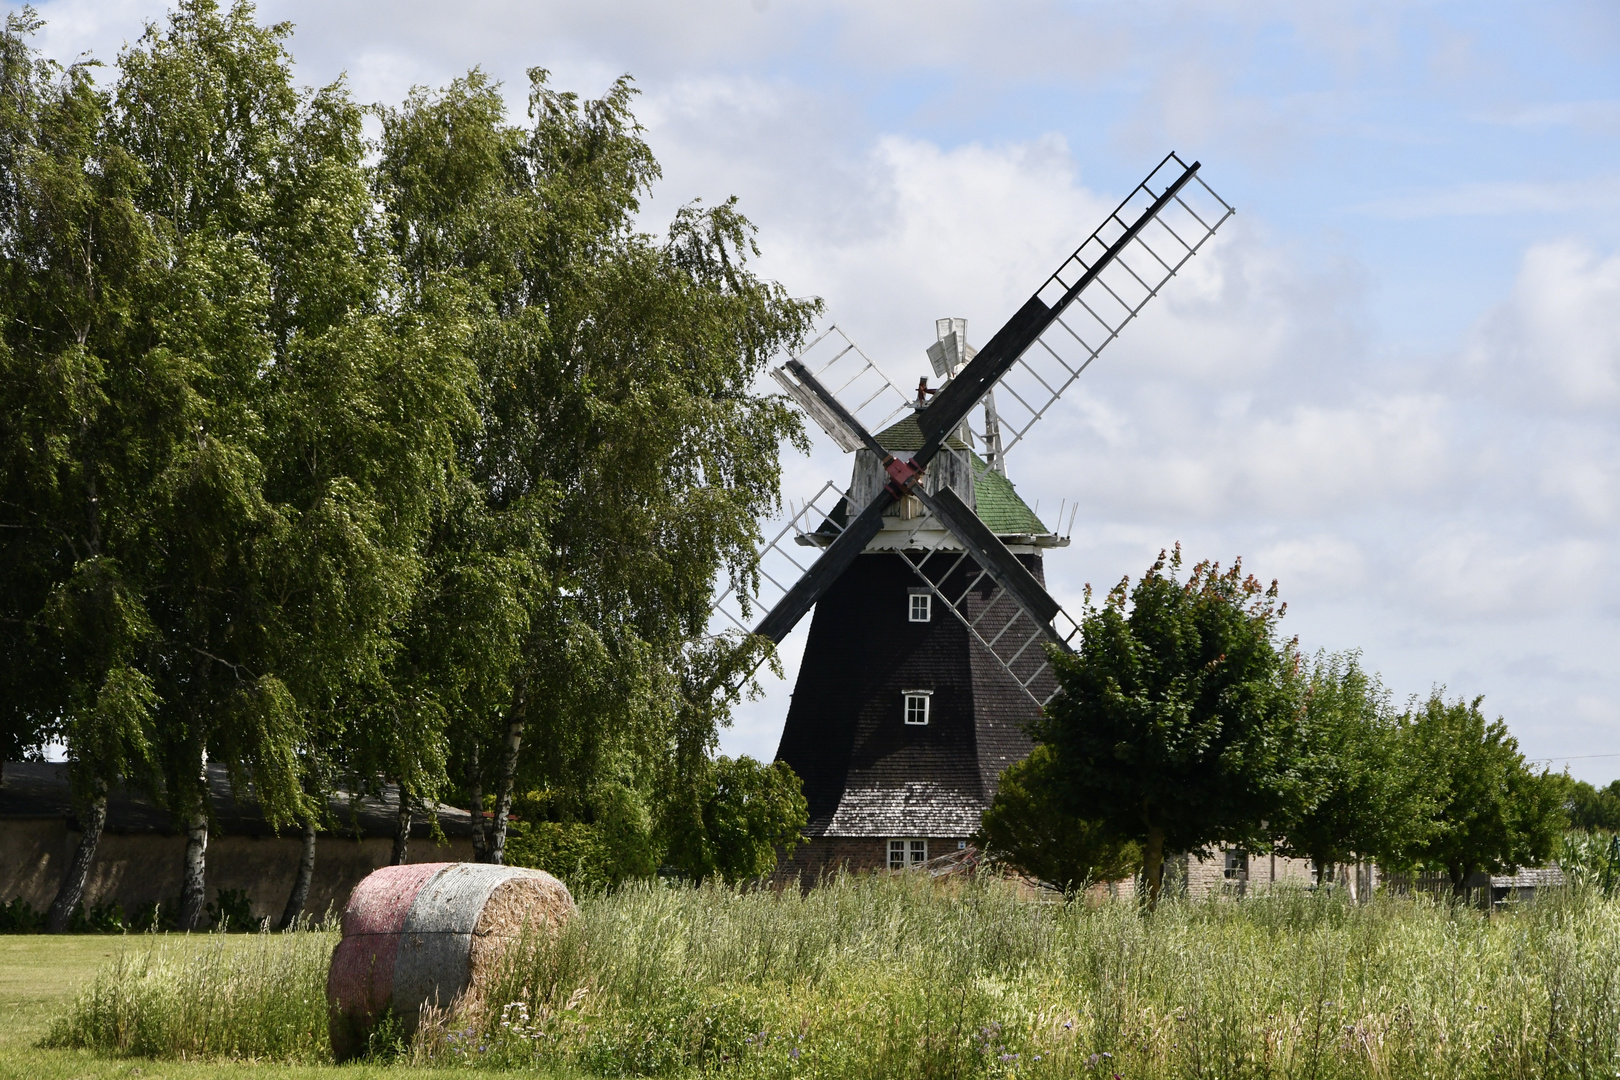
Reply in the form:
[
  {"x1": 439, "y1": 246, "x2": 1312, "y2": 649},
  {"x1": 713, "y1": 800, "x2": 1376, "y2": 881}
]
[
  {"x1": 0, "y1": 817, "x2": 474, "y2": 923},
  {"x1": 1170, "y1": 847, "x2": 1319, "y2": 899},
  {"x1": 775, "y1": 835, "x2": 979, "y2": 881}
]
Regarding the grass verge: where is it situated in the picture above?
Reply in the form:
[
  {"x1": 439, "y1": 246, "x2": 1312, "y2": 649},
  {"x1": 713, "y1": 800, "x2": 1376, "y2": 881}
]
[{"x1": 32, "y1": 876, "x2": 1620, "y2": 1078}]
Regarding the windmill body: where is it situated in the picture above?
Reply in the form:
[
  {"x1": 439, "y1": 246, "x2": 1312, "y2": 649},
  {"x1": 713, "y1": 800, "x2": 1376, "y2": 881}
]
[{"x1": 777, "y1": 407, "x2": 1068, "y2": 874}]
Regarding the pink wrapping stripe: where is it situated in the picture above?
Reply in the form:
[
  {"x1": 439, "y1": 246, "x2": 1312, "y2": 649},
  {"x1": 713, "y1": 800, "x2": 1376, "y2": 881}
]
[{"x1": 326, "y1": 862, "x2": 448, "y2": 1023}]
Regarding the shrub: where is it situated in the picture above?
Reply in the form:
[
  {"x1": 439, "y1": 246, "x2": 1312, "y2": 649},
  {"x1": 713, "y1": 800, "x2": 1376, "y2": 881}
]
[
  {"x1": 0, "y1": 896, "x2": 44, "y2": 932},
  {"x1": 67, "y1": 899, "x2": 127, "y2": 933},
  {"x1": 206, "y1": 887, "x2": 257, "y2": 931}
]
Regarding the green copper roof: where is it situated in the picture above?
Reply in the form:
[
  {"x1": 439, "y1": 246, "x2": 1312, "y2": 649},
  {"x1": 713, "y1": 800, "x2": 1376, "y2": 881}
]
[
  {"x1": 972, "y1": 463, "x2": 1048, "y2": 534},
  {"x1": 875, "y1": 415, "x2": 1050, "y2": 536}
]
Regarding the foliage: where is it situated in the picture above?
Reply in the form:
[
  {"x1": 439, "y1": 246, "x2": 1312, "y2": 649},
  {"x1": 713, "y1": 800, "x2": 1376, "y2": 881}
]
[
  {"x1": 507, "y1": 757, "x2": 806, "y2": 888},
  {"x1": 1400, "y1": 691, "x2": 1566, "y2": 892},
  {"x1": 1560, "y1": 831, "x2": 1620, "y2": 897},
  {"x1": 504, "y1": 785, "x2": 659, "y2": 891},
  {"x1": 1275, "y1": 651, "x2": 1438, "y2": 877},
  {"x1": 0, "y1": 896, "x2": 45, "y2": 933},
  {"x1": 0, "y1": 0, "x2": 476, "y2": 914},
  {"x1": 978, "y1": 744, "x2": 1140, "y2": 891},
  {"x1": 1560, "y1": 777, "x2": 1620, "y2": 832},
  {"x1": 48, "y1": 875, "x2": 1620, "y2": 1079},
  {"x1": 205, "y1": 888, "x2": 256, "y2": 932},
  {"x1": 2, "y1": 1, "x2": 813, "y2": 898},
  {"x1": 1037, "y1": 546, "x2": 1305, "y2": 905},
  {"x1": 65, "y1": 899, "x2": 127, "y2": 934},
  {"x1": 662, "y1": 755, "x2": 808, "y2": 885},
  {"x1": 372, "y1": 67, "x2": 819, "y2": 856}
]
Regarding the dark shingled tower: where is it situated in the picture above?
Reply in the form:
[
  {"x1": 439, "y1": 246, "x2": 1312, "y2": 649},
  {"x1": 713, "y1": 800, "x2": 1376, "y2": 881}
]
[{"x1": 775, "y1": 414, "x2": 1066, "y2": 875}]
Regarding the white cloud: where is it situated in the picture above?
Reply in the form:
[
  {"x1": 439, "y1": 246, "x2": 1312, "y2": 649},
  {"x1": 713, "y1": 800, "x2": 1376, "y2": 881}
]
[{"x1": 1467, "y1": 239, "x2": 1620, "y2": 408}]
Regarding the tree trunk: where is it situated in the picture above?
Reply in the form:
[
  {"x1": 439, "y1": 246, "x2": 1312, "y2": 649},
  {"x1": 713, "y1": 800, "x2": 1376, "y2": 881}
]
[
  {"x1": 1143, "y1": 826, "x2": 1166, "y2": 911},
  {"x1": 468, "y1": 744, "x2": 487, "y2": 863},
  {"x1": 48, "y1": 792, "x2": 108, "y2": 933},
  {"x1": 180, "y1": 809, "x2": 209, "y2": 931},
  {"x1": 276, "y1": 815, "x2": 317, "y2": 930},
  {"x1": 488, "y1": 717, "x2": 523, "y2": 866},
  {"x1": 1346, "y1": 861, "x2": 1360, "y2": 903},
  {"x1": 391, "y1": 786, "x2": 411, "y2": 866}
]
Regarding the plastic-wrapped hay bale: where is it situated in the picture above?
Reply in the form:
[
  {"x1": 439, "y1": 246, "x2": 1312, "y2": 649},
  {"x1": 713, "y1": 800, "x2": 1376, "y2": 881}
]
[{"x1": 326, "y1": 862, "x2": 574, "y2": 1060}]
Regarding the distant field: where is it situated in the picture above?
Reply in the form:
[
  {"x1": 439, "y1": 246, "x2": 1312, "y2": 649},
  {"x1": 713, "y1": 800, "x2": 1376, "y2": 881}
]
[{"x1": 17, "y1": 877, "x2": 1620, "y2": 1080}]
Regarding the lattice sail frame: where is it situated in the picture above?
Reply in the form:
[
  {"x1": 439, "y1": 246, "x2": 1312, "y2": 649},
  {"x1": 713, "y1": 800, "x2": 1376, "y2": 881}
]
[
  {"x1": 769, "y1": 324, "x2": 914, "y2": 453},
  {"x1": 967, "y1": 151, "x2": 1234, "y2": 474},
  {"x1": 886, "y1": 518, "x2": 1080, "y2": 709},
  {"x1": 709, "y1": 481, "x2": 852, "y2": 636}
]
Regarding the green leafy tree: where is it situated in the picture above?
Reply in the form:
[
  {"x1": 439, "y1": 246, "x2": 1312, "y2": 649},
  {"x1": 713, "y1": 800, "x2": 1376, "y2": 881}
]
[
  {"x1": 1402, "y1": 692, "x2": 1565, "y2": 894},
  {"x1": 109, "y1": 0, "x2": 474, "y2": 926},
  {"x1": 1274, "y1": 651, "x2": 1438, "y2": 892},
  {"x1": 1558, "y1": 777, "x2": 1620, "y2": 832},
  {"x1": 1036, "y1": 546, "x2": 1305, "y2": 909},
  {"x1": 0, "y1": 1, "x2": 474, "y2": 929},
  {"x1": 374, "y1": 69, "x2": 818, "y2": 862},
  {"x1": 979, "y1": 745, "x2": 1140, "y2": 893},
  {"x1": 0, "y1": 11, "x2": 165, "y2": 930},
  {"x1": 662, "y1": 756, "x2": 807, "y2": 885}
]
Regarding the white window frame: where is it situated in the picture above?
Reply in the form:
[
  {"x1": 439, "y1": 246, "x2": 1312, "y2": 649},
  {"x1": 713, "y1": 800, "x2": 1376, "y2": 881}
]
[
  {"x1": 889, "y1": 838, "x2": 928, "y2": 869},
  {"x1": 903, "y1": 690, "x2": 932, "y2": 725},
  {"x1": 908, "y1": 589, "x2": 932, "y2": 622}
]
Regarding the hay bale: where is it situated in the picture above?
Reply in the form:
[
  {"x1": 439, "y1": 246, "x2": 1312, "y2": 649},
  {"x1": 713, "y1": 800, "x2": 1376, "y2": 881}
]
[{"x1": 326, "y1": 862, "x2": 573, "y2": 1061}]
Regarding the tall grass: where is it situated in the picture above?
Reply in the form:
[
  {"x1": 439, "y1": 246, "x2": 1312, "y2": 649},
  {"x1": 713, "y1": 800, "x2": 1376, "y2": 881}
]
[
  {"x1": 44, "y1": 923, "x2": 336, "y2": 1062},
  {"x1": 47, "y1": 875, "x2": 1620, "y2": 1078}
]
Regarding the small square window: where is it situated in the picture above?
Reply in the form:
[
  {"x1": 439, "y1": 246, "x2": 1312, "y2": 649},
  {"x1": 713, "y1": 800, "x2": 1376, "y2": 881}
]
[
  {"x1": 890, "y1": 839, "x2": 927, "y2": 869},
  {"x1": 903, "y1": 691, "x2": 931, "y2": 725},
  {"x1": 908, "y1": 592, "x2": 931, "y2": 622}
]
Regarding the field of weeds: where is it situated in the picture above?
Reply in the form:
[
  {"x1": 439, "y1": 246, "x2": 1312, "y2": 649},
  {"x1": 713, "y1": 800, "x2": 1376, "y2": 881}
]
[{"x1": 41, "y1": 874, "x2": 1620, "y2": 1079}]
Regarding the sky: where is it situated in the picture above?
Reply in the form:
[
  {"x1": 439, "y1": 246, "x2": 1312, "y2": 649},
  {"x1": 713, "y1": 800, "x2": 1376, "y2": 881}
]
[{"x1": 15, "y1": 0, "x2": 1620, "y2": 783}]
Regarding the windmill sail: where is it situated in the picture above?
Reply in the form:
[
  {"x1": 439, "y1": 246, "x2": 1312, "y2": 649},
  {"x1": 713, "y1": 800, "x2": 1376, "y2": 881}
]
[
  {"x1": 945, "y1": 152, "x2": 1234, "y2": 472},
  {"x1": 770, "y1": 324, "x2": 912, "y2": 454},
  {"x1": 713, "y1": 152, "x2": 1231, "y2": 689},
  {"x1": 893, "y1": 531, "x2": 1078, "y2": 708}
]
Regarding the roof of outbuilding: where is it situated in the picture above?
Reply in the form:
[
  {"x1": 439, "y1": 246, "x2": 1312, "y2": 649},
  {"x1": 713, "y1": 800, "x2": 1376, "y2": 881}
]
[{"x1": 874, "y1": 415, "x2": 1050, "y2": 536}]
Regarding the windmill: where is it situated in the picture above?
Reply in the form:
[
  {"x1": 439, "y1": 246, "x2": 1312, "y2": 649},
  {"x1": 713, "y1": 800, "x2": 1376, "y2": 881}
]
[{"x1": 711, "y1": 152, "x2": 1234, "y2": 874}]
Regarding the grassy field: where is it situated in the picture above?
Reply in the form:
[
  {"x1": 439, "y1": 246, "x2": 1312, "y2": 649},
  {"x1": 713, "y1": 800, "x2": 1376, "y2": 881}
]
[
  {"x1": 15, "y1": 878, "x2": 1620, "y2": 1079},
  {"x1": 0, "y1": 934, "x2": 465, "y2": 1080}
]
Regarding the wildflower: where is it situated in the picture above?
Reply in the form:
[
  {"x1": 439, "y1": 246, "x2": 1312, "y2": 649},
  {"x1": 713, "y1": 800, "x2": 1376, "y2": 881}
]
[
  {"x1": 790, "y1": 1047, "x2": 800, "y2": 1060},
  {"x1": 1087, "y1": 1053, "x2": 1100, "y2": 1067},
  {"x1": 1064, "y1": 1020, "x2": 1075, "y2": 1030}
]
